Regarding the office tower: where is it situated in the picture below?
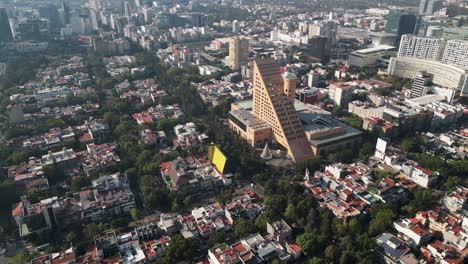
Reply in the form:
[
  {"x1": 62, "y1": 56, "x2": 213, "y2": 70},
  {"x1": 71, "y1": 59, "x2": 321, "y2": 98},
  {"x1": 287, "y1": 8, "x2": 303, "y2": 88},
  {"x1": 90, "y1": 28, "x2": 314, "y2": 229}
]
[
  {"x1": 190, "y1": 13, "x2": 202, "y2": 27},
  {"x1": 411, "y1": 71, "x2": 433, "y2": 98},
  {"x1": 385, "y1": 10, "x2": 417, "y2": 41},
  {"x1": 441, "y1": 40, "x2": 468, "y2": 69},
  {"x1": 419, "y1": 0, "x2": 443, "y2": 15},
  {"x1": 419, "y1": 0, "x2": 429, "y2": 14},
  {"x1": 252, "y1": 58, "x2": 313, "y2": 163},
  {"x1": 0, "y1": 8, "x2": 13, "y2": 42},
  {"x1": 232, "y1": 19, "x2": 240, "y2": 33},
  {"x1": 18, "y1": 18, "x2": 49, "y2": 40},
  {"x1": 307, "y1": 36, "x2": 330, "y2": 62},
  {"x1": 89, "y1": 9, "x2": 99, "y2": 31},
  {"x1": 308, "y1": 71, "x2": 320, "y2": 88},
  {"x1": 38, "y1": 4, "x2": 60, "y2": 27},
  {"x1": 398, "y1": 34, "x2": 445, "y2": 60},
  {"x1": 8, "y1": 18, "x2": 16, "y2": 39},
  {"x1": 59, "y1": 0, "x2": 70, "y2": 24},
  {"x1": 308, "y1": 20, "x2": 337, "y2": 45},
  {"x1": 299, "y1": 22, "x2": 307, "y2": 33},
  {"x1": 228, "y1": 36, "x2": 249, "y2": 71},
  {"x1": 89, "y1": 0, "x2": 101, "y2": 10},
  {"x1": 70, "y1": 14, "x2": 86, "y2": 34},
  {"x1": 427, "y1": 0, "x2": 443, "y2": 15},
  {"x1": 124, "y1": 1, "x2": 132, "y2": 17},
  {"x1": 109, "y1": 0, "x2": 124, "y2": 10}
]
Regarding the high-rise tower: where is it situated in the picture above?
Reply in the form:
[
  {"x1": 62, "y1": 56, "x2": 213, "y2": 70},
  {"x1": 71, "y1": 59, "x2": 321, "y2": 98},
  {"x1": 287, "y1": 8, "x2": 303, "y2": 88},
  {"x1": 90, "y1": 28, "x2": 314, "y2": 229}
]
[
  {"x1": 229, "y1": 36, "x2": 249, "y2": 71},
  {"x1": 0, "y1": 8, "x2": 13, "y2": 42},
  {"x1": 385, "y1": 10, "x2": 417, "y2": 42},
  {"x1": 252, "y1": 58, "x2": 313, "y2": 163}
]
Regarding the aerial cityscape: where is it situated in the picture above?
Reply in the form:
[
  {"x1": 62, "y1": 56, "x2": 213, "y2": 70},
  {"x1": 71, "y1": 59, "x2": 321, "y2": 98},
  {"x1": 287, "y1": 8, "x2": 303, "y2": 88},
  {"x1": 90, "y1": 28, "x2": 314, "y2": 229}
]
[{"x1": 0, "y1": 0, "x2": 467, "y2": 263}]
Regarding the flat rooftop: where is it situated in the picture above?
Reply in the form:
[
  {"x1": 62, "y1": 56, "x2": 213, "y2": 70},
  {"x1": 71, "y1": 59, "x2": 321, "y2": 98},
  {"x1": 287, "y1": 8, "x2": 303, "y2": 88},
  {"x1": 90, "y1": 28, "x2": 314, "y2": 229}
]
[
  {"x1": 405, "y1": 94, "x2": 446, "y2": 106},
  {"x1": 368, "y1": 32, "x2": 397, "y2": 38},
  {"x1": 352, "y1": 45, "x2": 396, "y2": 55},
  {"x1": 229, "y1": 108, "x2": 269, "y2": 129},
  {"x1": 298, "y1": 111, "x2": 363, "y2": 147}
]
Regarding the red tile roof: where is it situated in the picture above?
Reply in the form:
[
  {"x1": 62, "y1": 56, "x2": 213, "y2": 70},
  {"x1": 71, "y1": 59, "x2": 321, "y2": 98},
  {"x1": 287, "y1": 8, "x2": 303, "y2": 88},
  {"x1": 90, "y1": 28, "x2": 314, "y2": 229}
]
[{"x1": 287, "y1": 243, "x2": 302, "y2": 253}]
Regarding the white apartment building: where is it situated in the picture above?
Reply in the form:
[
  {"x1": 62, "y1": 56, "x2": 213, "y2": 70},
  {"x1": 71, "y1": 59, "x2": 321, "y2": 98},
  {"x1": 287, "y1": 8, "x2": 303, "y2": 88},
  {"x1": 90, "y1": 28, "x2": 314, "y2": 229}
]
[
  {"x1": 348, "y1": 101, "x2": 387, "y2": 119},
  {"x1": 397, "y1": 35, "x2": 468, "y2": 70},
  {"x1": 411, "y1": 166, "x2": 438, "y2": 188},
  {"x1": 393, "y1": 218, "x2": 432, "y2": 247},
  {"x1": 398, "y1": 35, "x2": 445, "y2": 60},
  {"x1": 34, "y1": 86, "x2": 73, "y2": 102},
  {"x1": 402, "y1": 163, "x2": 438, "y2": 188},
  {"x1": 329, "y1": 82, "x2": 356, "y2": 107},
  {"x1": 441, "y1": 40, "x2": 468, "y2": 69}
]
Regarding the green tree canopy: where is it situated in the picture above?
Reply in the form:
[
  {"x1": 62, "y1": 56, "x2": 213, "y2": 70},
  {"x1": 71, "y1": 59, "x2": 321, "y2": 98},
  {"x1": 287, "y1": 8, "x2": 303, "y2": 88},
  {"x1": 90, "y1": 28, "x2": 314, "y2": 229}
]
[
  {"x1": 234, "y1": 218, "x2": 257, "y2": 238},
  {"x1": 160, "y1": 235, "x2": 196, "y2": 263}
]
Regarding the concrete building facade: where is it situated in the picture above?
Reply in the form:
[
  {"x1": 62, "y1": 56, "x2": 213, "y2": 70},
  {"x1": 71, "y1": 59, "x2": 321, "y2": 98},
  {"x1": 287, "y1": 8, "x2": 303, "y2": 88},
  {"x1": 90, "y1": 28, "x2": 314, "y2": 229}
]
[
  {"x1": 398, "y1": 35, "x2": 445, "y2": 60},
  {"x1": 388, "y1": 57, "x2": 468, "y2": 95},
  {"x1": 251, "y1": 59, "x2": 313, "y2": 163},
  {"x1": 441, "y1": 40, "x2": 468, "y2": 69},
  {"x1": 228, "y1": 36, "x2": 249, "y2": 71}
]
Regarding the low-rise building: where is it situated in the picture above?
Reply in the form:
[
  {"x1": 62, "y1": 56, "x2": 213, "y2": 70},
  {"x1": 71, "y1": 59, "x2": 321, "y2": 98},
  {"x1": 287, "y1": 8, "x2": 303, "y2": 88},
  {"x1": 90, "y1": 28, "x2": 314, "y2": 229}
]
[
  {"x1": 375, "y1": 233, "x2": 413, "y2": 264},
  {"x1": 160, "y1": 154, "x2": 230, "y2": 192},
  {"x1": 82, "y1": 143, "x2": 120, "y2": 176},
  {"x1": 443, "y1": 186, "x2": 468, "y2": 214},
  {"x1": 41, "y1": 148, "x2": 78, "y2": 169},
  {"x1": 267, "y1": 219, "x2": 292, "y2": 244},
  {"x1": 348, "y1": 45, "x2": 396, "y2": 67},
  {"x1": 31, "y1": 247, "x2": 76, "y2": 264},
  {"x1": 393, "y1": 218, "x2": 432, "y2": 247},
  {"x1": 12, "y1": 196, "x2": 81, "y2": 237},
  {"x1": 19, "y1": 127, "x2": 75, "y2": 151},
  {"x1": 402, "y1": 161, "x2": 438, "y2": 188},
  {"x1": 79, "y1": 173, "x2": 135, "y2": 223},
  {"x1": 173, "y1": 122, "x2": 209, "y2": 149},
  {"x1": 86, "y1": 119, "x2": 111, "y2": 144},
  {"x1": 94, "y1": 231, "x2": 146, "y2": 264},
  {"x1": 329, "y1": 82, "x2": 356, "y2": 107}
]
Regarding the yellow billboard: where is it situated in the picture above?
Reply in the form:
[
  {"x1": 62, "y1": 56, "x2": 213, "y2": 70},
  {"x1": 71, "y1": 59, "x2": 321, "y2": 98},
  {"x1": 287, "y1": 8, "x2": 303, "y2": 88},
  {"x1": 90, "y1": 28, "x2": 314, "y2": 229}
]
[{"x1": 208, "y1": 145, "x2": 227, "y2": 174}]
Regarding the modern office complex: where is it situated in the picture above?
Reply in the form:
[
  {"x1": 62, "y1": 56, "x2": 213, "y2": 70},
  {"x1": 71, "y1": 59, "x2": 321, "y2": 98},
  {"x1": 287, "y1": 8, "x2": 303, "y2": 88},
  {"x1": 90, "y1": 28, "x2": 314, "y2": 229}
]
[
  {"x1": 228, "y1": 36, "x2": 249, "y2": 71},
  {"x1": 385, "y1": 10, "x2": 417, "y2": 41},
  {"x1": 229, "y1": 59, "x2": 362, "y2": 162},
  {"x1": 410, "y1": 71, "x2": 434, "y2": 98},
  {"x1": 419, "y1": 0, "x2": 443, "y2": 15},
  {"x1": 250, "y1": 58, "x2": 313, "y2": 163},
  {"x1": 388, "y1": 57, "x2": 468, "y2": 94}
]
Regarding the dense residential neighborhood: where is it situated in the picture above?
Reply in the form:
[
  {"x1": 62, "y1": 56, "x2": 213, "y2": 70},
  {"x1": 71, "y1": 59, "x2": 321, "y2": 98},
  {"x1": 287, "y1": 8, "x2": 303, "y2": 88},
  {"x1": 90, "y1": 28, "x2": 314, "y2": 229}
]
[{"x1": 0, "y1": 0, "x2": 467, "y2": 263}]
